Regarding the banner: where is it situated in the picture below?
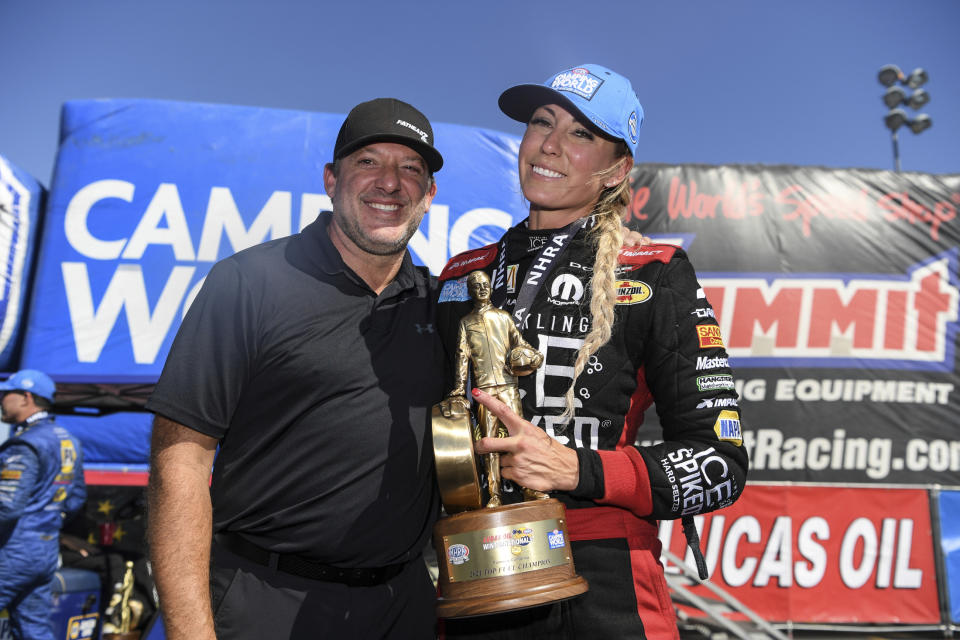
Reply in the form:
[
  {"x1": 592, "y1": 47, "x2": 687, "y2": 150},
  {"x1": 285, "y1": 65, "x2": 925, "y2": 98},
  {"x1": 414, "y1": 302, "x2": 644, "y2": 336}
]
[
  {"x1": 0, "y1": 153, "x2": 44, "y2": 372},
  {"x1": 21, "y1": 99, "x2": 525, "y2": 385},
  {"x1": 630, "y1": 164, "x2": 960, "y2": 485},
  {"x1": 939, "y1": 489, "x2": 960, "y2": 623},
  {"x1": 660, "y1": 483, "x2": 941, "y2": 624}
]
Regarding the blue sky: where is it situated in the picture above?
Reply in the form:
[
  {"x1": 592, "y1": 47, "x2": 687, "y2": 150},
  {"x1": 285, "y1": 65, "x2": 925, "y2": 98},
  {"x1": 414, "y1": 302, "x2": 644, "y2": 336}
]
[{"x1": 2, "y1": 0, "x2": 957, "y2": 185}]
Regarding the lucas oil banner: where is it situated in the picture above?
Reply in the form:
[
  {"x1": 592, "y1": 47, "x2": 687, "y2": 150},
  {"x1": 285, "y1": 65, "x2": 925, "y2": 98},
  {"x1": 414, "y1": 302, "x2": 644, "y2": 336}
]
[
  {"x1": 20, "y1": 99, "x2": 525, "y2": 384},
  {"x1": 0, "y1": 153, "x2": 43, "y2": 372},
  {"x1": 629, "y1": 164, "x2": 960, "y2": 485}
]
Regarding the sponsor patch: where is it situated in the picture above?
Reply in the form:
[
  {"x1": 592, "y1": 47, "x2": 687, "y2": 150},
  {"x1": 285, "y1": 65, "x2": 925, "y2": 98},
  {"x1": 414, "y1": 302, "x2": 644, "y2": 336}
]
[
  {"x1": 0, "y1": 469, "x2": 22, "y2": 480},
  {"x1": 691, "y1": 307, "x2": 715, "y2": 319},
  {"x1": 511, "y1": 528, "x2": 534, "y2": 556},
  {"x1": 448, "y1": 543, "x2": 470, "y2": 565},
  {"x1": 618, "y1": 244, "x2": 676, "y2": 266},
  {"x1": 66, "y1": 613, "x2": 99, "y2": 640},
  {"x1": 506, "y1": 264, "x2": 518, "y2": 293},
  {"x1": 715, "y1": 410, "x2": 743, "y2": 445},
  {"x1": 438, "y1": 278, "x2": 470, "y2": 303},
  {"x1": 697, "y1": 325, "x2": 725, "y2": 348},
  {"x1": 628, "y1": 110, "x2": 639, "y2": 144},
  {"x1": 696, "y1": 355, "x2": 728, "y2": 370},
  {"x1": 697, "y1": 374, "x2": 735, "y2": 391},
  {"x1": 547, "y1": 529, "x2": 566, "y2": 550},
  {"x1": 551, "y1": 67, "x2": 604, "y2": 100},
  {"x1": 615, "y1": 280, "x2": 652, "y2": 305},
  {"x1": 697, "y1": 397, "x2": 738, "y2": 409},
  {"x1": 438, "y1": 245, "x2": 498, "y2": 279},
  {"x1": 547, "y1": 273, "x2": 584, "y2": 305}
]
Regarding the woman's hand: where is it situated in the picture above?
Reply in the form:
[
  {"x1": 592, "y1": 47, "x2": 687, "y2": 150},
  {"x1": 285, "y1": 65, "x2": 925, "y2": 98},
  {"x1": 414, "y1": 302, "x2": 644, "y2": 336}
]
[
  {"x1": 471, "y1": 388, "x2": 580, "y2": 492},
  {"x1": 620, "y1": 223, "x2": 651, "y2": 247}
]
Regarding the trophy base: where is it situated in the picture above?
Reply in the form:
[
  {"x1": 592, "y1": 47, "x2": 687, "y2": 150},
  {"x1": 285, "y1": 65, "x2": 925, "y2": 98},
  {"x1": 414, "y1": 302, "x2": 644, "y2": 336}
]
[{"x1": 434, "y1": 499, "x2": 588, "y2": 619}]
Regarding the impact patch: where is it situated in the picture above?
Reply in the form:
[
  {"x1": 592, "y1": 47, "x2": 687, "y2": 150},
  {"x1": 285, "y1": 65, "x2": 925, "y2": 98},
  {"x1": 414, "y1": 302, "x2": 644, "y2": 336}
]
[
  {"x1": 715, "y1": 410, "x2": 743, "y2": 446},
  {"x1": 615, "y1": 280, "x2": 652, "y2": 304},
  {"x1": 697, "y1": 325, "x2": 725, "y2": 349},
  {"x1": 439, "y1": 245, "x2": 498, "y2": 280},
  {"x1": 438, "y1": 277, "x2": 470, "y2": 303},
  {"x1": 618, "y1": 244, "x2": 677, "y2": 267}
]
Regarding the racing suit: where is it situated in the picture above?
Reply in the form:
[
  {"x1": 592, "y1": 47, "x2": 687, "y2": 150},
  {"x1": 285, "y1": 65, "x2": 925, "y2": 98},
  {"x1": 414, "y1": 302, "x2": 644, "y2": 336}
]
[
  {"x1": 0, "y1": 412, "x2": 86, "y2": 640},
  {"x1": 435, "y1": 219, "x2": 748, "y2": 639}
]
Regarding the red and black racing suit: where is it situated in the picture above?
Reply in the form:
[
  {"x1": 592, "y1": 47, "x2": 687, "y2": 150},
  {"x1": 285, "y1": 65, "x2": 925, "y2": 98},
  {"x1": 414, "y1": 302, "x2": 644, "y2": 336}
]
[{"x1": 435, "y1": 219, "x2": 749, "y2": 639}]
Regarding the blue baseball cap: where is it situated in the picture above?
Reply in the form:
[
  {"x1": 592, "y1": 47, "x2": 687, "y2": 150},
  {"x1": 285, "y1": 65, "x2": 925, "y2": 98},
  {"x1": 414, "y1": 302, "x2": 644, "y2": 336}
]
[
  {"x1": 499, "y1": 63, "x2": 644, "y2": 158},
  {"x1": 0, "y1": 369, "x2": 56, "y2": 402}
]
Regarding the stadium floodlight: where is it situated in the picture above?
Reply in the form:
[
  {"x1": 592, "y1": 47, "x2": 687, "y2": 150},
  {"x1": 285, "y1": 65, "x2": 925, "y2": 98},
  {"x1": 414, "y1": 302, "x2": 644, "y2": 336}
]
[
  {"x1": 905, "y1": 68, "x2": 929, "y2": 89},
  {"x1": 884, "y1": 108, "x2": 908, "y2": 132},
  {"x1": 909, "y1": 114, "x2": 932, "y2": 135},
  {"x1": 907, "y1": 89, "x2": 930, "y2": 109},
  {"x1": 878, "y1": 64, "x2": 932, "y2": 172},
  {"x1": 883, "y1": 86, "x2": 907, "y2": 109},
  {"x1": 878, "y1": 64, "x2": 904, "y2": 87}
]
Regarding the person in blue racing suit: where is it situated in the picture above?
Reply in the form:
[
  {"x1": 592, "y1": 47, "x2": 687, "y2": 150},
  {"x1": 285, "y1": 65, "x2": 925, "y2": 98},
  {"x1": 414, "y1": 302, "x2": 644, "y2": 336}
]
[{"x1": 0, "y1": 369, "x2": 86, "y2": 640}]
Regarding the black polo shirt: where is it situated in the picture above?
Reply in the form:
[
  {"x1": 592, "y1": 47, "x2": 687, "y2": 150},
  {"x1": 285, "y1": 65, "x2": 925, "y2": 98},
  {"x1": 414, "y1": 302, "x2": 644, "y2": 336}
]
[{"x1": 147, "y1": 214, "x2": 444, "y2": 566}]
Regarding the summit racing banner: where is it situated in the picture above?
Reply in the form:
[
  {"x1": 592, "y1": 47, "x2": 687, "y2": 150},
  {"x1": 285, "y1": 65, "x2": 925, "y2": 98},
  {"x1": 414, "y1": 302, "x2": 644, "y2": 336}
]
[
  {"x1": 630, "y1": 164, "x2": 960, "y2": 485},
  {"x1": 660, "y1": 484, "x2": 941, "y2": 625},
  {"x1": 20, "y1": 99, "x2": 525, "y2": 384}
]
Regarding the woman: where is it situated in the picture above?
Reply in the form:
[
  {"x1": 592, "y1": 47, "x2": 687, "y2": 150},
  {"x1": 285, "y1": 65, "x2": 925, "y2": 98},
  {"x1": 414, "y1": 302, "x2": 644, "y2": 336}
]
[{"x1": 435, "y1": 64, "x2": 748, "y2": 638}]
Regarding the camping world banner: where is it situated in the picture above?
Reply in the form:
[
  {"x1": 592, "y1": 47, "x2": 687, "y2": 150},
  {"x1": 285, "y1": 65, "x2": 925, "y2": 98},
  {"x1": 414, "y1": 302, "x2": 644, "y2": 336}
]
[
  {"x1": 629, "y1": 164, "x2": 960, "y2": 485},
  {"x1": 20, "y1": 99, "x2": 525, "y2": 386}
]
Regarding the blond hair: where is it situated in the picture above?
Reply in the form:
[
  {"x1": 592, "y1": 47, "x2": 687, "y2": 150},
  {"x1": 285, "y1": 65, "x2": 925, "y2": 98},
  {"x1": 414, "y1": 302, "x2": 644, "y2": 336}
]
[{"x1": 559, "y1": 148, "x2": 632, "y2": 424}]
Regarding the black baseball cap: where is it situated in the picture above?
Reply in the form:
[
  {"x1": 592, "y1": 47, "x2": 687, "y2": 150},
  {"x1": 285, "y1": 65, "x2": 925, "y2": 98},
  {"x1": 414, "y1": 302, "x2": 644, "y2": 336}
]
[{"x1": 333, "y1": 98, "x2": 444, "y2": 173}]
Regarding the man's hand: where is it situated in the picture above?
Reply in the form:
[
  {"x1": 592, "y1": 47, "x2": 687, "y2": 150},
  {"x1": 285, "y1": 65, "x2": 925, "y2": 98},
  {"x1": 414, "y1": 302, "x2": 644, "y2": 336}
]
[
  {"x1": 440, "y1": 394, "x2": 470, "y2": 419},
  {"x1": 470, "y1": 388, "x2": 579, "y2": 492}
]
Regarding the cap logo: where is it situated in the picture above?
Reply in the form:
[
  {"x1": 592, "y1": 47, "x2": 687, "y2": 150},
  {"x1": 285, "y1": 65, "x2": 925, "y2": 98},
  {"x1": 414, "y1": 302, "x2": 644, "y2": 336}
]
[
  {"x1": 396, "y1": 119, "x2": 429, "y2": 142},
  {"x1": 628, "y1": 110, "x2": 639, "y2": 144},
  {"x1": 551, "y1": 68, "x2": 604, "y2": 101}
]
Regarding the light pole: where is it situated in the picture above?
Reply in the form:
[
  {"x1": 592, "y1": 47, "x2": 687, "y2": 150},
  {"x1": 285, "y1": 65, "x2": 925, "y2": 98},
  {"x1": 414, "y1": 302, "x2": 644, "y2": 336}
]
[{"x1": 878, "y1": 64, "x2": 932, "y2": 172}]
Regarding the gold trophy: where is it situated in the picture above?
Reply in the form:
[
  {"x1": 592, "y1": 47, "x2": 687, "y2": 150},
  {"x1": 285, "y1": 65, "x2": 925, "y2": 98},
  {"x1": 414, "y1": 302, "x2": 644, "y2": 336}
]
[{"x1": 432, "y1": 271, "x2": 587, "y2": 618}]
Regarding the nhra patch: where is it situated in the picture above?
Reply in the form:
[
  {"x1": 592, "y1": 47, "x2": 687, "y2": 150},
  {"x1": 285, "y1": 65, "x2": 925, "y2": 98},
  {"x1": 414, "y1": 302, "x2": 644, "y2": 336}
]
[
  {"x1": 615, "y1": 280, "x2": 651, "y2": 304},
  {"x1": 448, "y1": 543, "x2": 470, "y2": 565},
  {"x1": 696, "y1": 325, "x2": 725, "y2": 348},
  {"x1": 438, "y1": 277, "x2": 470, "y2": 303},
  {"x1": 511, "y1": 527, "x2": 533, "y2": 556},
  {"x1": 714, "y1": 410, "x2": 743, "y2": 446}
]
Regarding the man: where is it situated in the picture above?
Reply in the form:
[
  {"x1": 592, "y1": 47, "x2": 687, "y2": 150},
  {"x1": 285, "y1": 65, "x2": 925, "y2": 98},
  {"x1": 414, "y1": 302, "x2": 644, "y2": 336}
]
[
  {"x1": 146, "y1": 98, "x2": 447, "y2": 640},
  {"x1": 0, "y1": 369, "x2": 86, "y2": 640},
  {"x1": 441, "y1": 270, "x2": 546, "y2": 507}
]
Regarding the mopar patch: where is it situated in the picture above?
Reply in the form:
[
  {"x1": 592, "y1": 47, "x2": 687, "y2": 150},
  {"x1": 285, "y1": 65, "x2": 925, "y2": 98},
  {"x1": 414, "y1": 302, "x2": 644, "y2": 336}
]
[
  {"x1": 551, "y1": 67, "x2": 604, "y2": 100},
  {"x1": 696, "y1": 374, "x2": 735, "y2": 391},
  {"x1": 715, "y1": 410, "x2": 743, "y2": 446},
  {"x1": 438, "y1": 278, "x2": 470, "y2": 303},
  {"x1": 615, "y1": 280, "x2": 651, "y2": 305},
  {"x1": 696, "y1": 325, "x2": 725, "y2": 348}
]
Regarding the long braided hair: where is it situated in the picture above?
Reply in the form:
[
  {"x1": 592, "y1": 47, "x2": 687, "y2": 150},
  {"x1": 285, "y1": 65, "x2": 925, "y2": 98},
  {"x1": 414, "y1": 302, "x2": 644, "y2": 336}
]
[{"x1": 559, "y1": 144, "x2": 632, "y2": 424}]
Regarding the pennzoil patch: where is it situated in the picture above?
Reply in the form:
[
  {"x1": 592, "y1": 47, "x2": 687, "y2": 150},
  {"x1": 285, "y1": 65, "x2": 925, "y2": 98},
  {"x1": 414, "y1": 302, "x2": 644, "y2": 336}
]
[{"x1": 614, "y1": 280, "x2": 652, "y2": 305}]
